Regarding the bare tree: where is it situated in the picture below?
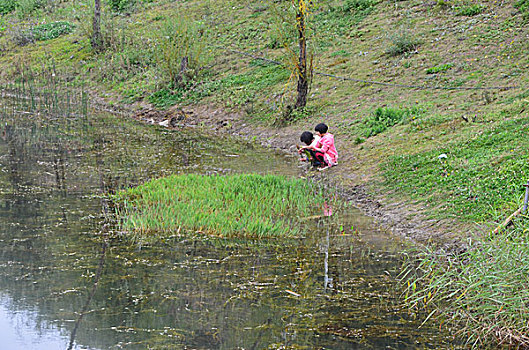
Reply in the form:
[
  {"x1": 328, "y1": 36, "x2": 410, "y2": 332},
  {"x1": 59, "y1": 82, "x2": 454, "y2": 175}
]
[
  {"x1": 279, "y1": 0, "x2": 313, "y2": 122},
  {"x1": 294, "y1": 0, "x2": 310, "y2": 110},
  {"x1": 91, "y1": 0, "x2": 103, "y2": 51}
]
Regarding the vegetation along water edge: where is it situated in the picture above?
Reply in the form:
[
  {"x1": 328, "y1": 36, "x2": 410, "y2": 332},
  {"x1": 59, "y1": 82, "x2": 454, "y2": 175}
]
[{"x1": 113, "y1": 173, "x2": 334, "y2": 241}]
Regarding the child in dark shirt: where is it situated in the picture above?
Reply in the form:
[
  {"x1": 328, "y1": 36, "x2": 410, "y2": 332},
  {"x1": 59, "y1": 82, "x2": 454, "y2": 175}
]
[
  {"x1": 297, "y1": 131, "x2": 323, "y2": 167},
  {"x1": 299, "y1": 124, "x2": 339, "y2": 171}
]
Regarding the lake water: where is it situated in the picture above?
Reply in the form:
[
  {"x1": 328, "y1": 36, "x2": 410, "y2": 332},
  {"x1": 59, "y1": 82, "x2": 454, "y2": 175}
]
[{"x1": 0, "y1": 99, "x2": 458, "y2": 349}]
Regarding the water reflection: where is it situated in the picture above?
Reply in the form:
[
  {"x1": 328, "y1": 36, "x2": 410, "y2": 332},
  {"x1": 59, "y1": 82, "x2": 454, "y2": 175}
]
[{"x1": 0, "y1": 100, "x2": 458, "y2": 349}]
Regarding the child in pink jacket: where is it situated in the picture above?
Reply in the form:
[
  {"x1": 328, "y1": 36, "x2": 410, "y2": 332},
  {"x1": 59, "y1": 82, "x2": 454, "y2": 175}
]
[{"x1": 300, "y1": 123, "x2": 338, "y2": 171}]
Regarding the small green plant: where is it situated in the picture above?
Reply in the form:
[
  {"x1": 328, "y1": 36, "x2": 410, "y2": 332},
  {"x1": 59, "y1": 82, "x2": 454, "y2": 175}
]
[
  {"x1": 456, "y1": 4, "x2": 485, "y2": 16},
  {"x1": 0, "y1": 0, "x2": 17, "y2": 15},
  {"x1": 354, "y1": 136, "x2": 365, "y2": 144},
  {"x1": 435, "y1": 0, "x2": 451, "y2": 9},
  {"x1": 108, "y1": 0, "x2": 135, "y2": 13},
  {"x1": 425, "y1": 63, "x2": 454, "y2": 74},
  {"x1": 386, "y1": 29, "x2": 420, "y2": 56},
  {"x1": 31, "y1": 21, "x2": 75, "y2": 41},
  {"x1": 342, "y1": 0, "x2": 378, "y2": 12},
  {"x1": 330, "y1": 49, "x2": 351, "y2": 57},
  {"x1": 515, "y1": 0, "x2": 529, "y2": 19},
  {"x1": 362, "y1": 106, "x2": 422, "y2": 137},
  {"x1": 147, "y1": 88, "x2": 185, "y2": 108},
  {"x1": 114, "y1": 174, "x2": 330, "y2": 240}
]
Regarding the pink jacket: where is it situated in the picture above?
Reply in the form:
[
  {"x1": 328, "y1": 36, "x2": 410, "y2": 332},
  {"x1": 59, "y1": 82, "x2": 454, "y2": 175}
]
[{"x1": 317, "y1": 133, "x2": 338, "y2": 165}]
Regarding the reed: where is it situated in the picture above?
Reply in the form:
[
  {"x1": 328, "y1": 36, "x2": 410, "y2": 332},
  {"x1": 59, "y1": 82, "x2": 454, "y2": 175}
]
[
  {"x1": 400, "y1": 218, "x2": 529, "y2": 348},
  {"x1": 1, "y1": 63, "x2": 89, "y2": 119},
  {"x1": 114, "y1": 174, "x2": 329, "y2": 240}
]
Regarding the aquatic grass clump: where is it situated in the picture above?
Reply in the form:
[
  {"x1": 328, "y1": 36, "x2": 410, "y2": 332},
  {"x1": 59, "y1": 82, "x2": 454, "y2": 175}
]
[
  {"x1": 401, "y1": 221, "x2": 529, "y2": 348},
  {"x1": 115, "y1": 174, "x2": 328, "y2": 239}
]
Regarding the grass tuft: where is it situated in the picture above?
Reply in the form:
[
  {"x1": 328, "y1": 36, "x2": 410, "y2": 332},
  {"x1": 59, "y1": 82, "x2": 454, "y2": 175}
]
[
  {"x1": 425, "y1": 63, "x2": 454, "y2": 74},
  {"x1": 456, "y1": 4, "x2": 485, "y2": 16},
  {"x1": 31, "y1": 21, "x2": 75, "y2": 41},
  {"x1": 362, "y1": 106, "x2": 423, "y2": 138},
  {"x1": 386, "y1": 29, "x2": 420, "y2": 57},
  {"x1": 401, "y1": 219, "x2": 529, "y2": 348},
  {"x1": 114, "y1": 174, "x2": 330, "y2": 240}
]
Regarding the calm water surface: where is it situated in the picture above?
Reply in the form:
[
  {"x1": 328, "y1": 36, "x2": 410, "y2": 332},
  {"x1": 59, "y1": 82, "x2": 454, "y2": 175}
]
[{"x1": 0, "y1": 101, "x2": 459, "y2": 349}]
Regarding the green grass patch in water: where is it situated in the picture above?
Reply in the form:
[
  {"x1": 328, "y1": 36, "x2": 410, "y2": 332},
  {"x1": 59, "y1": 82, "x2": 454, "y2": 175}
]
[{"x1": 115, "y1": 174, "x2": 329, "y2": 239}]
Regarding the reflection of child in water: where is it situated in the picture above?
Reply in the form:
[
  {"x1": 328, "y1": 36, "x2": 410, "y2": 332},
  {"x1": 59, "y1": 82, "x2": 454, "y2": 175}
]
[{"x1": 297, "y1": 131, "x2": 322, "y2": 167}]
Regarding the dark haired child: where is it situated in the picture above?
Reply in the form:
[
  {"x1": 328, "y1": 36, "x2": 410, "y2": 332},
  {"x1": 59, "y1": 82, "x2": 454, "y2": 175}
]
[
  {"x1": 304, "y1": 123, "x2": 338, "y2": 171},
  {"x1": 297, "y1": 131, "x2": 322, "y2": 167}
]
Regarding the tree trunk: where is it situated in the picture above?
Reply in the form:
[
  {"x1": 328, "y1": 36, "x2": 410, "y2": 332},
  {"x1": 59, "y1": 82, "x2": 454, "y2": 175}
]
[
  {"x1": 294, "y1": 0, "x2": 308, "y2": 109},
  {"x1": 175, "y1": 56, "x2": 189, "y2": 86},
  {"x1": 91, "y1": 0, "x2": 103, "y2": 51}
]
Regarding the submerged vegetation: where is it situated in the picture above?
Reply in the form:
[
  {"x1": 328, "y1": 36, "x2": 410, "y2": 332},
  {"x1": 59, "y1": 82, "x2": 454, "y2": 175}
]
[{"x1": 115, "y1": 174, "x2": 330, "y2": 240}]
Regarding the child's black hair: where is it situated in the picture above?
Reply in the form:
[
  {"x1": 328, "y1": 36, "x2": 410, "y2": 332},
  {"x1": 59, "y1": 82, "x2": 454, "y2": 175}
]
[
  {"x1": 315, "y1": 123, "x2": 328, "y2": 134},
  {"x1": 300, "y1": 131, "x2": 314, "y2": 145}
]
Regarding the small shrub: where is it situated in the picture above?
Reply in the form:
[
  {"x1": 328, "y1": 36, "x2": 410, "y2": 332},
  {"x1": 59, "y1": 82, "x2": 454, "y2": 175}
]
[
  {"x1": 156, "y1": 18, "x2": 211, "y2": 87},
  {"x1": 456, "y1": 4, "x2": 485, "y2": 16},
  {"x1": 0, "y1": 0, "x2": 17, "y2": 15},
  {"x1": 515, "y1": 0, "x2": 529, "y2": 19},
  {"x1": 108, "y1": 0, "x2": 135, "y2": 13},
  {"x1": 78, "y1": 5, "x2": 131, "y2": 52},
  {"x1": 425, "y1": 63, "x2": 454, "y2": 74},
  {"x1": 31, "y1": 21, "x2": 75, "y2": 41},
  {"x1": 386, "y1": 29, "x2": 420, "y2": 56},
  {"x1": 362, "y1": 106, "x2": 422, "y2": 137}
]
